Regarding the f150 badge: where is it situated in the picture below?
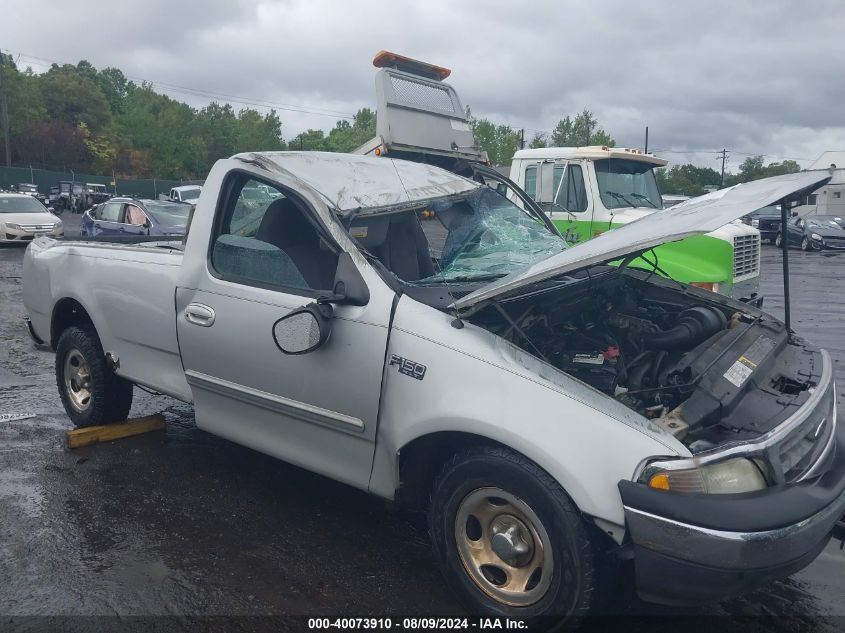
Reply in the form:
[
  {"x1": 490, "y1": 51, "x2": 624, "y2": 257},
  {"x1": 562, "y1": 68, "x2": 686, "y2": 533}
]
[{"x1": 389, "y1": 354, "x2": 426, "y2": 380}]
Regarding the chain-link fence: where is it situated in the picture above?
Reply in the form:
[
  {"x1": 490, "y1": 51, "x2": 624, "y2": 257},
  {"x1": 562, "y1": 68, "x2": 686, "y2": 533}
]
[{"x1": 0, "y1": 165, "x2": 202, "y2": 199}]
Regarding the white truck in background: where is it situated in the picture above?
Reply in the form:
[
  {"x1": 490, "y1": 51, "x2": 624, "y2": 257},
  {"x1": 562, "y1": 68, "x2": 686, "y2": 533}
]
[
  {"x1": 508, "y1": 146, "x2": 763, "y2": 302},
  {"x1": 162, "y1": 185, "x2": 203, "y2": 205}
]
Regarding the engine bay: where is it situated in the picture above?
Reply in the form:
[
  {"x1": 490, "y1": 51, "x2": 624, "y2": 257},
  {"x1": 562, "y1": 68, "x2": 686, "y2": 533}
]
[{"x1": 470, "y1": 269, "x2": 824, "y2": 451}]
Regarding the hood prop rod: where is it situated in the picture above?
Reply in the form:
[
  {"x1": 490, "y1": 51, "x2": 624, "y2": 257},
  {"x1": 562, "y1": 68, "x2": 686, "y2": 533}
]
[{"x1": 779, "y1": 196, "x2": 796, "y2": 335}]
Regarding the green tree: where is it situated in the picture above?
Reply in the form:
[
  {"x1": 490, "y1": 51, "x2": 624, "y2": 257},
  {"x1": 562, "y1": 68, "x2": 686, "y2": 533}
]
[
  {"x1": 324, "y1": 108, "x2": 376, "y2": 152},
  {"x1": 465, "y1": 107, "x2": 521, "y2": 165},
  {"x1": 40, "y1": 64, "x2": 113, "y2": 134},
  {"x1": 289, "y1": 129, "x2": 328, "y2": 151},
  {"x1": 529, "y1": 132, "x2": 548, "y2": 149},
  {"x1": 656, "y1": 164, "x2": 721, "y2": 195},
  {"x1": 726, "y1": 155, "x2": 802, "y2": 185},
  {"x1": 97, "y1": 67, "x2": 130, "y2": 114},
  {"x1": 551, "y1": 109, "x2": 615, "y2": 147},
  {"x1": 234, "y1": 109, "x2": 286, "y2": 153}
]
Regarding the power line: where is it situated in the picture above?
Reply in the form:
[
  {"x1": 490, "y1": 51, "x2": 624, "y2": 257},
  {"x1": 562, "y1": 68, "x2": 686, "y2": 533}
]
[{"x1": 2, "y1": 48, "x2": 357, "y2": 120}]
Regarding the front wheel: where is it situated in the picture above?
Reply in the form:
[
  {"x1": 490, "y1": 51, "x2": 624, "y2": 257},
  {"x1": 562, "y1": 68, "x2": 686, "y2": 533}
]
[
  {"x1": 55, "y1": 326, "x2": 133, "y2": 427},
  {"x1": 801, "y1": 237, "x2": 812, "y2": 251},
  {"x1": 429, "y1": 446, "x2": 596, "y2": 621},
  {"x1": 775, "y1": 232, "x2": 783, "y2": 247}
]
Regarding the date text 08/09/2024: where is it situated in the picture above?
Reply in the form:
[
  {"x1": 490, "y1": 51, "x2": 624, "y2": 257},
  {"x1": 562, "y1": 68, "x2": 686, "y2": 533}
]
[{"x1": 307, "y1": 618, "x2": 527, "y2": 630}]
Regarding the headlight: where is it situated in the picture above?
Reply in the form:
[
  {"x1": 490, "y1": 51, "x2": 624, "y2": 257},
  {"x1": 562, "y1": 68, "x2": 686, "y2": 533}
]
[
  {"x1": 642, "y1": 457, "x2": 767, "y2": 494},
  {"x1": 751, "y1": 218, "x2": 759, "y2": 227},
  {"x1": 6, "y1": 223, "x2": 21, "y2": 230},
  {"x1": 53, "y1": 220, "x2": 63, "y2": 229},
  {"x1": 811, "y1": 233, "x2": 822, "y2": 241}
]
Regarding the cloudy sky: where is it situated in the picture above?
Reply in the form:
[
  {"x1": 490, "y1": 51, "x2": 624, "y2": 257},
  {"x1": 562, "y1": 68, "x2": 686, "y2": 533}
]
[{"x1": 3, "y1": 0, "x2": 843, "y2": 171}]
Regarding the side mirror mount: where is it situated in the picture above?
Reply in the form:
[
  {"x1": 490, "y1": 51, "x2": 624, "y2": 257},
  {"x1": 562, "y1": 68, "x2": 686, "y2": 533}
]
[
  {"x1": 272, "y1": 303, "x2": 334, "y2": 355},
  {"x1": 328, "y1": 252, "x2": 370, "y2": 306},
  {"x1": 791, "y1": 210, "x2": 798, "y2": 217},
  {"x1": 143, "y1": 218, "x2": 152, "y2": 228}
]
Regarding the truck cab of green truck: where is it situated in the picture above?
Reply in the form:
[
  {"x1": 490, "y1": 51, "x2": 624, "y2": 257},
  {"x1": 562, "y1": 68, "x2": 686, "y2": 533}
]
[{"x1": 509, "y1": 146, "x2": 762, "y2": 302}]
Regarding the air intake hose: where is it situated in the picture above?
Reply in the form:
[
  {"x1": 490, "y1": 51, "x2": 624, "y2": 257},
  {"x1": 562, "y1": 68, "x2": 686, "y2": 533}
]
[{"x1": 642, "y1": 306, "x2": 727, "y2": 349}]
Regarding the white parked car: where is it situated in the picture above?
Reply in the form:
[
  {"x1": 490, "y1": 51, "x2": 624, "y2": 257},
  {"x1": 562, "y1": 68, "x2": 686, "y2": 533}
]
[
  {"x1": 0, "y1": 193, "x2": 63, "y2": 243},
  {"x1": 22, "y1": 153, "x2": 844, "y2": 621}
]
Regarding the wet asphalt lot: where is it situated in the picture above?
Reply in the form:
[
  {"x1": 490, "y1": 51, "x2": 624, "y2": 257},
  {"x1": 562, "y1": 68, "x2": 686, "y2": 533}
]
[{"x1": 1, "y1": 214, "x2": 844, "y2": 627}]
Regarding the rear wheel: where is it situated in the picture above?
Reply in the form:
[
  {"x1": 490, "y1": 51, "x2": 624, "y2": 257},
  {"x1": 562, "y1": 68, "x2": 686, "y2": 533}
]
[
  {"x1": 428, "y1": 446, "x2": 596, "y2": 622},
  {"x1": 55, "y1": 326, "x2": 133, "y2": 427}
]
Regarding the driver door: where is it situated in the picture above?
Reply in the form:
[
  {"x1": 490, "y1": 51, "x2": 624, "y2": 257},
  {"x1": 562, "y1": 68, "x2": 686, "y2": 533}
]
[
  {"x1": 176, "y1": 173, "x2": 394, "y2": 490},
  {"x1": 786, "y1": 217, "x2": 804, "y2": 246},
  {"x1": 537, "y1": 161, "x2": 592, "y2": 244}
]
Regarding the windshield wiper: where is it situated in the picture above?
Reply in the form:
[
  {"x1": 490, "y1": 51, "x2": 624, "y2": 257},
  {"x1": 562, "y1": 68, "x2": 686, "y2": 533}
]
[
  {"x1": 629, "y1": 193, "x2": 658, "y2": 208},
  {"x1": 447, "y1": 273, "x2": 507, "y2": 282},
  {"x1": 417, "y1": 273, "x2": 506, "y2": 285},
  {"x1": 605, "y1": 190, "x2": 639, "y2": 208}
]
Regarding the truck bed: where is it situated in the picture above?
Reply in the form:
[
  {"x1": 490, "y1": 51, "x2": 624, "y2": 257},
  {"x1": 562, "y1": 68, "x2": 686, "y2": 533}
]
[{"x1": 23, "y1": 237, "x2": 192, "y2": 402}]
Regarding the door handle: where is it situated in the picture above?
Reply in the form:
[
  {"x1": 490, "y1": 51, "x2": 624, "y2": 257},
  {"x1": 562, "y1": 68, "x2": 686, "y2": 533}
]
[
  {"x1": 184, "y1": 303, "x2": 215, "y2": 327},
  {"x1": 94, "y1": 223, "x2": 101, "y2": 228}
]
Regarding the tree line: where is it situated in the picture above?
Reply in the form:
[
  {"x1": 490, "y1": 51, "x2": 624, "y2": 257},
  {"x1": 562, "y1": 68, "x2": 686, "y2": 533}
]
[
  {"x1": 0, "y1": 54, "x2": 376, "y2": 179},
  {"x1": 0, "y1": 54, "x2": 803, "y2": 190},
  {"x1": 655, "y1": 156, "x2": 801, "y2": 196}
]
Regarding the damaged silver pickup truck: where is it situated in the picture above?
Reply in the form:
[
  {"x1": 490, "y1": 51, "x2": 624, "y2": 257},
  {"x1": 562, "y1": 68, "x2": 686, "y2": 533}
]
[{"x1": 22, "y1": 152, "x2": 845, "y2": 620}]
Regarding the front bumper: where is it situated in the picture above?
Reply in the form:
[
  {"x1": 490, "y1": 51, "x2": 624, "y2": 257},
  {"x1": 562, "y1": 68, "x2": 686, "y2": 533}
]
[
  {"x1": 819, "y1": 240, "x2": 845, "y2": 251},
  {"x1": 1, "y1": 227, "x2": 63, "y2": 242},
  {"x1": 619, "y1": 418, "x2": 845, "y2": 605}
]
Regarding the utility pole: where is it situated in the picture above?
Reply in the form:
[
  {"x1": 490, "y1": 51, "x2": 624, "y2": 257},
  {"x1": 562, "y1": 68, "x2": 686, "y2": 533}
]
[
  {"x1": 0, "y1": 51, "x2": 11, "y2": 167},
  {"x1": 519, "y1": 128, "x2": 525, "y2": 150},
  {"x1": 644, "y1": 126, "x2": 649, "y2": 154},
  {"x1": 718, "y1": 148, "x2": 728, "y2": 187}
]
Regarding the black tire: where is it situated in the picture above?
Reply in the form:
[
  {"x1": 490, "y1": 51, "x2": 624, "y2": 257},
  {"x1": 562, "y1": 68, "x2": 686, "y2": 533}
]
[
  {"x1": 55, "y1": 326, "x2": 133, "y2": 427},
  {"x1": 801, "y1": 237, "x2": 810, "y2": 251},
  {"x1": 775, "y1": 233, "x2": 783, "y2": 247},
  {"x1": 428, "y1": 445, "x2": 597, "y2": 622}
]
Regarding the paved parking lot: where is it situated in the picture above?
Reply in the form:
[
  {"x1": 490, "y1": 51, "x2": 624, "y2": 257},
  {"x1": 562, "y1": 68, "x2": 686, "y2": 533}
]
[{"x1": 1, "y1": 217, "x2": 843, "y2": 624}]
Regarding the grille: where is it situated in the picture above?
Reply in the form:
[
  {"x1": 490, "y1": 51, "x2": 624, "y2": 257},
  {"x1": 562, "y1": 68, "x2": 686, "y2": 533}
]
[
  {"x1": 18, "y1": 224, "x2": 55, "y2": 232},
  {"x1": 389, "y1": 76, "x2": 456, "y2": 113},
  {"x1": 733, "y1": 234, "x2": 760, "y2": 279}
]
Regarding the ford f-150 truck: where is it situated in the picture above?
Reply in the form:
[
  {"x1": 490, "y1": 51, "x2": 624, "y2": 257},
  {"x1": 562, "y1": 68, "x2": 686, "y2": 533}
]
[{"x1": 23, "y1": 152, "x2": 844, "y2": 621}]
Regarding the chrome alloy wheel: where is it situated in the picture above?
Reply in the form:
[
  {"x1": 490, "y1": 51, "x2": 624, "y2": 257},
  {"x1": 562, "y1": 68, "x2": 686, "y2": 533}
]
[
  {"x1": 64, "y1": 348, "x2": 92, "y2": 412},
  {"x1": 454, "y1": 487, "x2": 553, "y2": 606}
]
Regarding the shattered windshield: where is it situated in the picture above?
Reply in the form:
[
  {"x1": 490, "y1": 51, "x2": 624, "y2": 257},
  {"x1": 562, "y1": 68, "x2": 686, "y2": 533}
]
[
  {"x1": 416, "y1": 187, "x2": 566, "y2": 284},
  {"x1": 594, "y1": 158, "x2": 662, "y2": 210}
]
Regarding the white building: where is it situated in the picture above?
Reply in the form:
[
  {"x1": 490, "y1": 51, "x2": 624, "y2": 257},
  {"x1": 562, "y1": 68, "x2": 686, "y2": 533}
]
[{"x1": 794, "y1": 151, "x2": 845, "y2": 216}]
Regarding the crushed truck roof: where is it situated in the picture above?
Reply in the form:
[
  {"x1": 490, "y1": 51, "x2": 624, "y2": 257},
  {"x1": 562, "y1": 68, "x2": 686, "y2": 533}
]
[{"x1": 233, "y1": 151, "x2": 479, "y2": 215}]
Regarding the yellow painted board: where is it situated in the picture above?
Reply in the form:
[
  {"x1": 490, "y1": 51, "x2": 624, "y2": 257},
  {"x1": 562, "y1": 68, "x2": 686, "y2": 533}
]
[{"x1": 66, "y1": 414, "x2": 166, "y2": 449}]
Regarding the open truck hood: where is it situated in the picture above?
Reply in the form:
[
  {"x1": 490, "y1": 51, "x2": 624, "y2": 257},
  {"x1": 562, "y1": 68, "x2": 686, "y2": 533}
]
[{"x1": 452, "y1": 171, "x2": 831, "y2": 314}]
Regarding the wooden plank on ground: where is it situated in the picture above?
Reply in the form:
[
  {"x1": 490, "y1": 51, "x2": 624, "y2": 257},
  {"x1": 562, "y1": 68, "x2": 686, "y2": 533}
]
[{"x1": 66, "y1": 414, "x2": 166, "y2": 449}]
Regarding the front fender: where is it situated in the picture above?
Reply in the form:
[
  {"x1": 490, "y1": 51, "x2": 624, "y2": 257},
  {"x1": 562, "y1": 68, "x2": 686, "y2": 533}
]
[{"x1": 370, "y1": 297, "x2": 684, "y2": 527}]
